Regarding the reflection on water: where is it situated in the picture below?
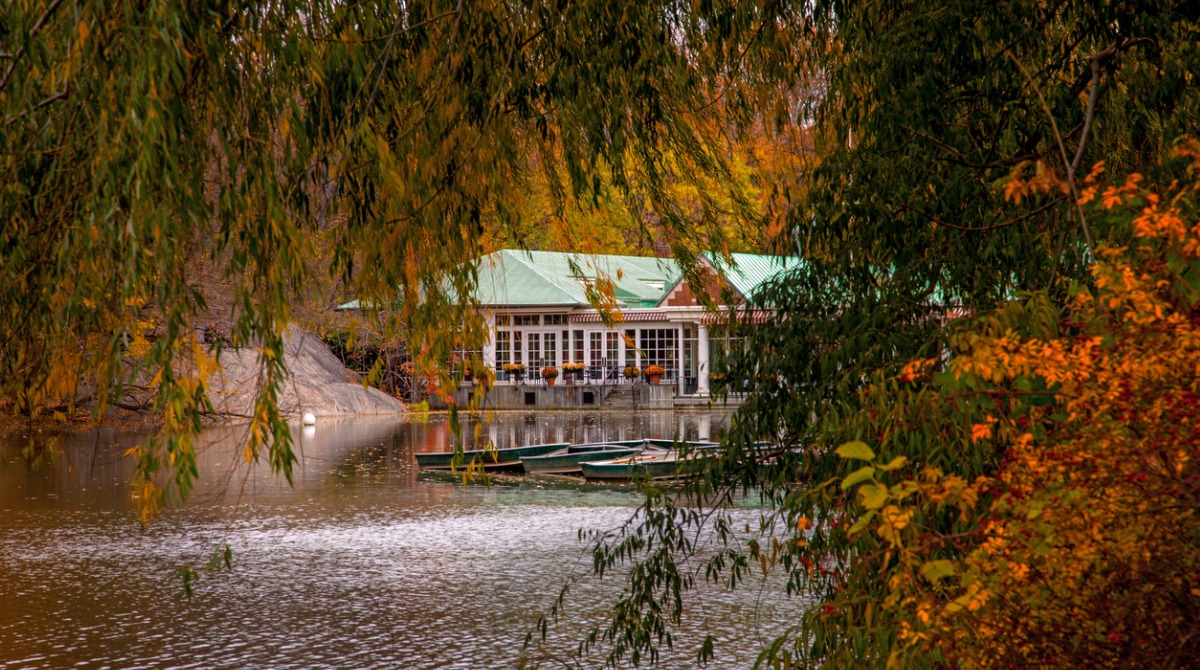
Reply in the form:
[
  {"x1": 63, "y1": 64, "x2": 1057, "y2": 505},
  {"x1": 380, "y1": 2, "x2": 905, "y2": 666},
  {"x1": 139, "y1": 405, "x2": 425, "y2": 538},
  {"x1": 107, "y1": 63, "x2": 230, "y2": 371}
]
[{"x1": 0, "y1": 411, "x2": 798, "y2": 669}]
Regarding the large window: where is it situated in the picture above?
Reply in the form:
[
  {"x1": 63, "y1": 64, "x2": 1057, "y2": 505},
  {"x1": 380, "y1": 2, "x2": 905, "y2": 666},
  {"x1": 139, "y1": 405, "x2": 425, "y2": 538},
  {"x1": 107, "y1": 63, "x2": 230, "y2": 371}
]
[
  {"x1": 709, "y1": 324, "x2": 746, "y2": 363},
  {"x1": 514, "y1": 331, "x2": 523, "y2": 365},
  {"x1": 573, "y1": 330, "x2": 584, "y2": 363},
  {"x1": 639, "y1": 328, "x2": 679, "y2": 370},
  {"x1": 514, "y1": 314, "x2": 539, "y2": 326}
]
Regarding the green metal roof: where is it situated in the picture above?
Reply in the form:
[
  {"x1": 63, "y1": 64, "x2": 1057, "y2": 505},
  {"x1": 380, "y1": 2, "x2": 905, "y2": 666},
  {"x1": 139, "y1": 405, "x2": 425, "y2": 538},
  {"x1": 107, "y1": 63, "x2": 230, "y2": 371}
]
[
  {"x1": 473, "y1": 249, "x2": 682, "y2": 308},
  {"x1": 335, "y1": 249, "x2": 800, "y2": 311},
  {"x1": 698, "y1": 252, "x2": 802, "y2": 302}
]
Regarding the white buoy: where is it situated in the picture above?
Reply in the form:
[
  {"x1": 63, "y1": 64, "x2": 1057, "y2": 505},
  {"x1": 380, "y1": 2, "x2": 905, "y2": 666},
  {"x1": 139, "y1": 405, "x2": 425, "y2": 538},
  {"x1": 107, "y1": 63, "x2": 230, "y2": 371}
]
[{"x1": 302, "y1": 412, "x2": 316, "y2": 426}]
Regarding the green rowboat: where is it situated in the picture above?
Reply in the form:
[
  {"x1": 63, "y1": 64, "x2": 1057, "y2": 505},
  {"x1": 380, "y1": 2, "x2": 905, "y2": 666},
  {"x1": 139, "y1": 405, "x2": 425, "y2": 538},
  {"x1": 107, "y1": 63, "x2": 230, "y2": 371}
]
[
  {"x1": 520, "y1": 440, "x2": 648, "y2": 475},
  {"x1": 415, "y1": 442, "x2": 567, "y2": 471},
  {"x1": 579, "y1": 451, "x2": 693, "y2": 481},
  {"x1": 643, "y1": 439, "x2": 719, "y2": 450},
  {"x1": 579, "y1": 443, "x2": 718, "y2": 481}
]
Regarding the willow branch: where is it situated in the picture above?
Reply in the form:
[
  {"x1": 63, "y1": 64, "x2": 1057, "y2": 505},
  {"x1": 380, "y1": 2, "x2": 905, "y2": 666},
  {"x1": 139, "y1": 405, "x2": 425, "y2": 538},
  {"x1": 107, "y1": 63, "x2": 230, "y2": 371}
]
[
  {"x1": 0, "y1": 0, "x2": 66, "y2": 94},
  {"x1": 306, "y1": 7, "x2": 463, "y2": 44}
]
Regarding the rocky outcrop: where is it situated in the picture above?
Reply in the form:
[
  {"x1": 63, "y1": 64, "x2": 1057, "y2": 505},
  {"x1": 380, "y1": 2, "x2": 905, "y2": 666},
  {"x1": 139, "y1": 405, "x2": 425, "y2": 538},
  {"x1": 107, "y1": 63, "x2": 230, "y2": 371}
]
[{"x1": 206, "y1": 326, "x2": 405, "y2": 418}]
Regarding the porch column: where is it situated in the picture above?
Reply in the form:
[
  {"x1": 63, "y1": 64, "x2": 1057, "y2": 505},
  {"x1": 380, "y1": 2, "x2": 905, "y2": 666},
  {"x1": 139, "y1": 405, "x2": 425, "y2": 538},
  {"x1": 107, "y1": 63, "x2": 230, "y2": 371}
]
[
  {"x1": 696, "y1": 323, "x2": 710, "y2": 396},
  {"x1": 482, "y1": 312, "x2": 497, "y2": 370},
  {"x1": 677, "y1": 324, "x2": 686, "y2": 396}
]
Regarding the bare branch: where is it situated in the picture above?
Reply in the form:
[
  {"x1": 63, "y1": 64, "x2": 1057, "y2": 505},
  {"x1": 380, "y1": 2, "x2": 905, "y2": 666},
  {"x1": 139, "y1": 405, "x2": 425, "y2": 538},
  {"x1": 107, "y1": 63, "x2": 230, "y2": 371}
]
[
  {"x1": 1070, "y1": 53, "x2": 1107, "y2": 172},
  {"x1": 1003, "y1": 47, "x2": 1097, "y2": 260}
]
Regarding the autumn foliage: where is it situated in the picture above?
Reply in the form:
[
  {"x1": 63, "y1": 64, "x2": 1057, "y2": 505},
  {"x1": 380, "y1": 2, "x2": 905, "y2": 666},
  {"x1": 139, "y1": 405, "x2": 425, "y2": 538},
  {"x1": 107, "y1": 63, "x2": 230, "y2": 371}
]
[{"x1": 829, "y1": 143, "x2": 1200, "y2": 668}]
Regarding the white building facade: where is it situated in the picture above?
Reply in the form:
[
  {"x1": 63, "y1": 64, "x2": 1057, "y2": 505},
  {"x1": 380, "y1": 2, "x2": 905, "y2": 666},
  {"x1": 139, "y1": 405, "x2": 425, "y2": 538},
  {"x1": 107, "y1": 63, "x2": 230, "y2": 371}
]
[{"x1": 475, "y1": 250, "x2": 797, "y2": 397}]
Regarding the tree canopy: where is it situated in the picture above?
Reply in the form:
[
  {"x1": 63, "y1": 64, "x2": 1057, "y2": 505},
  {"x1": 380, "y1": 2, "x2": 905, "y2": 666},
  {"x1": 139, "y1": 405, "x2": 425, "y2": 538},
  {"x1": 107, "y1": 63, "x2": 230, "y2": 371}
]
[
  {"x1": 538, "y1": 1, "x2": 1200, "y2": 667},
  {"x1": 1, "y1": 0, "x2": 799, "y2": 513},
  {"x1": 5, "y1": 0, "x2": 1200, "y2": 667}
]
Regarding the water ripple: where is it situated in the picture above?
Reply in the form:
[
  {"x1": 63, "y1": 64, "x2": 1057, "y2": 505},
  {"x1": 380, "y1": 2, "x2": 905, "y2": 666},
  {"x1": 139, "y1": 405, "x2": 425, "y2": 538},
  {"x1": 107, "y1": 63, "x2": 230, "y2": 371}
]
[{"x1": 0, "y1": 412, "x2": 802, "y2": 669}]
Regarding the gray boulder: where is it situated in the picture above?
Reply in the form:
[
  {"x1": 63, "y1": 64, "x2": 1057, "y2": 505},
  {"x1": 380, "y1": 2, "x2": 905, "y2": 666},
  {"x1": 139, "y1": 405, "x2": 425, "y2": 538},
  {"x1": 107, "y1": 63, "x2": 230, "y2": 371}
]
[{"x1": 206, "y1": 326, "x2": 405, "y2": 418}]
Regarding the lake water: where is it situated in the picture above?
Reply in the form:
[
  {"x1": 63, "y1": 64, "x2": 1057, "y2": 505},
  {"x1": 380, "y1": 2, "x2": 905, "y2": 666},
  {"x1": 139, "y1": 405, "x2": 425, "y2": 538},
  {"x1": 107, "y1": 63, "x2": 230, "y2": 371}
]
[{"x1": 0, "y1": 411, "x2": 799, "y2": 669}]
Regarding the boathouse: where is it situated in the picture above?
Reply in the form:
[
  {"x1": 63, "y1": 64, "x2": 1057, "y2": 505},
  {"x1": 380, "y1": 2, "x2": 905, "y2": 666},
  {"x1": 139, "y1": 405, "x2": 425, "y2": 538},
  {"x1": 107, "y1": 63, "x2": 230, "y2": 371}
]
[{"x1": 465, "y1": 249, "x2": 798, "y2": 409}]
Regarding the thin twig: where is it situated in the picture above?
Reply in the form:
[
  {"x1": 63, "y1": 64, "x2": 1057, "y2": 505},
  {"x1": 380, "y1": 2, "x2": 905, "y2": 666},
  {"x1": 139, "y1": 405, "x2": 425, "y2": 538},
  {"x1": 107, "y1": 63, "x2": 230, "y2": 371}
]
[
  {"x1": 900, "y1": 123, "x2": 1061, "y2": 170},
  {"x1": 898, "y1": 197, "x2": 1066, "y2": 233},
  {"x1": 34, "y1": 82, "x2": 69, "y2": 108}
]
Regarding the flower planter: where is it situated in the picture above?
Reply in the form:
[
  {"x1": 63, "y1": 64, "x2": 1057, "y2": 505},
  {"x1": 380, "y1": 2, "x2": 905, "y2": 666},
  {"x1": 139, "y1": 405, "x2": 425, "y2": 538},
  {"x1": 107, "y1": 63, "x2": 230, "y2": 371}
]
[
  {"x1": 648, "y1": 375, "x2": 661, "y2": 385},
  {"x1": 546, "y1": 377, "x2": 557, "y2": 386}
]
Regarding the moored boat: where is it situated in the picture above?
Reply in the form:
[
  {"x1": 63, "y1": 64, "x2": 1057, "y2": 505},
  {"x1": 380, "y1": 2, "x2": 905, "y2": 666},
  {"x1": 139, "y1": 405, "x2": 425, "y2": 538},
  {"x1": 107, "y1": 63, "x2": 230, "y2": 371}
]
[
  {"x1": 643, "y1": 439, "x2": 719, "y2": 451},
  {"x1": 579, "y1": 445, "x2": 715, "y2": 482},
  {"x1": 520, "y1": 440, "x2": 648, "y2": 475},
  {"x1": 415, "y1": 442, "x2": 567, "y2": 471}
]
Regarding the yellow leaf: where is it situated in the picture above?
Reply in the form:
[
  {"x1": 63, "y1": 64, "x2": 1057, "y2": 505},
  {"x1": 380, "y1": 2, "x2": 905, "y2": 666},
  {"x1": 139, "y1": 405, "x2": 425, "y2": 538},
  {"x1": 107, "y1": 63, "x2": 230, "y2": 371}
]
[{"x1": 859, "y1": 483, "x2": 889, "y2": 510}]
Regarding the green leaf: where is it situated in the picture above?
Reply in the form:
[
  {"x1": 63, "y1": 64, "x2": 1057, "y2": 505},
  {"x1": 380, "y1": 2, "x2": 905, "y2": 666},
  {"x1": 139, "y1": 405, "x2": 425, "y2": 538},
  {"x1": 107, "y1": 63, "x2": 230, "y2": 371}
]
[
  {"x1": 847, "y1": 510, "x2": 877, "y2": 536},
  {"x1": 841, "y1": 465, "x2": 877, "y2": 490},
  {"x1": 1026, "y1": 502, "x2": 1044, "y2": 520},
  {"x1": 814, "y1": 476, "x2": 842, "y2": 490},
  {"x1": 944, "y1": 590, "x2": 975, "y2": 614},
  {"x1": 892, "y1": 480, "x2": 921, "y2": 498},
  {"x1": 1029, "y1": 393, "x2": 1056, "y2": 407},
  {"x1": 836, "y1": 440, "x2": 876, "y2": 461},
  {"x1": 877, "y1": 455, "x2": 908, "y2": 472},
  {"x1": 919, "y1": 560, "x2": 956, "y2": 583},
  {"x1": 858, "y1": 483, "x2": 889, "y2": 510}
]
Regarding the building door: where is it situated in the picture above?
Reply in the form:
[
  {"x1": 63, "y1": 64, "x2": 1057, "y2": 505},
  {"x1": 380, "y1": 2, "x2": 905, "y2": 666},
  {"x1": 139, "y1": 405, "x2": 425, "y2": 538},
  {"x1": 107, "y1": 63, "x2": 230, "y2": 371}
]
[
  {"x1": 526, "y1": 332, "x2": 541, "y2": 370},
  {"x1": 587, "y1": 332, "x2": 602, "y2": 366},
  {"x1": 605, "y1": 332, "x2": 618, "y2": 368}
]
